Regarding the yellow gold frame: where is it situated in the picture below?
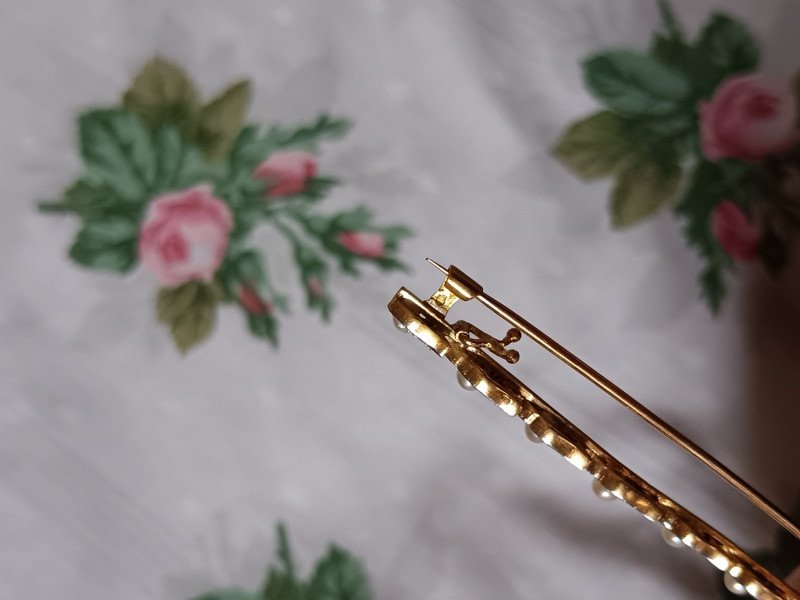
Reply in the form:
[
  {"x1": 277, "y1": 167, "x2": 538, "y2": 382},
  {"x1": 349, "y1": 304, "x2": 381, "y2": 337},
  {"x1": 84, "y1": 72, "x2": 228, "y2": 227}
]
[{"x1": 387, "y1": 260, "x2": 800, "y2": 600}]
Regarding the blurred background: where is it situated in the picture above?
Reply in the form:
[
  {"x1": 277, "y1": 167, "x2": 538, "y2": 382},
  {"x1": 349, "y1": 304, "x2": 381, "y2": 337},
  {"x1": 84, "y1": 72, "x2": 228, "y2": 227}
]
[{"x1": 1, "y1": 0, "x2": 798, "y2": 598}]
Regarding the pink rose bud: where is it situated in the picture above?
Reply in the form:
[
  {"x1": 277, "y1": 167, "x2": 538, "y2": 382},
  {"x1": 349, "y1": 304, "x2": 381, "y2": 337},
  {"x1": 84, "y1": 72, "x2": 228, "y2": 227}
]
[
  {"x1": 238, "y1": 284, "x2": 271, "y2": 315},
  {"x1": 700, "y1": 74, "x2": 799, "y2": 162},
  {"x1": 306, "y1": 277, "x2": 323, "y2": 296},
  {"x1": 138, "y1": 185, "x2": 233, "y2": 286},
  {"x1": 336, "y1": 231, "x2": 385, "y2": 258},
  {"x1": 254, "y1": 151, "x2": 317, "y2": 197},
  {"x1": 711, "y1": 200, "x2": 759, "y2": 261}
]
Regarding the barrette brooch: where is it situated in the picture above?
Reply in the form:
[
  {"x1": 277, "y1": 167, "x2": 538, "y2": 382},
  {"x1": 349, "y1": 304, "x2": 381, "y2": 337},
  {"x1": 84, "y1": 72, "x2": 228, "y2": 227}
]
[{"x1": 387, "y1": 259, "x2": 800, "y2": 600}]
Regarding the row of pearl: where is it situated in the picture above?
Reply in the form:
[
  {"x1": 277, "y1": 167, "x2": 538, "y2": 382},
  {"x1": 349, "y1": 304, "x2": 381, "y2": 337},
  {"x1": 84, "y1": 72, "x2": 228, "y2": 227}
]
[
  {"x1": 460, "y1": 364, "x2": 750, "y2": 597},
  {"x1": 392, "y1": 315, "x2": 751, "y2": 597},
  {"x1": 524, "y1": 399, "x2": 749, "y2": 596}
]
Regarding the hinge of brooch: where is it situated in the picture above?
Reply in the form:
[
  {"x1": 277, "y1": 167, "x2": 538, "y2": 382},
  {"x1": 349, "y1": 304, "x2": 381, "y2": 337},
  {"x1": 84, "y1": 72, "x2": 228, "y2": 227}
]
[{"x1": 426, "y1": 261, "x2": 484, "y2": 316}]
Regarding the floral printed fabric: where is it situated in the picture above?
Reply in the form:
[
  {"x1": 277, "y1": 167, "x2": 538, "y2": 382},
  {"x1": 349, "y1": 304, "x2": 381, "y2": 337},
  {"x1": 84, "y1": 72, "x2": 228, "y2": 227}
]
[
  {"x1": 39, "y1": 57, "x2": 411, "y2": 351},
  {"x1": 8, "y1": 2, "x2": 799, "y2": 600},
  {"x1": 553, "y1": 0, "x2": 800, "y2": 312}
]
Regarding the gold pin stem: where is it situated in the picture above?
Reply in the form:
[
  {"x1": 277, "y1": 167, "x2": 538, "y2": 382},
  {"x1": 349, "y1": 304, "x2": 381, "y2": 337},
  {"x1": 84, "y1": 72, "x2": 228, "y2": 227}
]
[{"x1": 471, "y1": 288, "x2": 800, "y2": 542}]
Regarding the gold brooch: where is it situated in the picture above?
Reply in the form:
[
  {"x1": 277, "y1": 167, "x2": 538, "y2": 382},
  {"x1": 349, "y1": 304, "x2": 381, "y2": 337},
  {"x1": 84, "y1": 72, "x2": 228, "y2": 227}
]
[{"x1": 388, "y1": 259, "x2": 800, "y2": 600}]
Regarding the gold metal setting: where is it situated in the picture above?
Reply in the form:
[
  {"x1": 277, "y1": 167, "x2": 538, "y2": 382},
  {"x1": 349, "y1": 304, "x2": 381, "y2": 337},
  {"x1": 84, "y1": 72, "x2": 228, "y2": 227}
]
[
  {"x1": 452, "y1": 321, "x2": 521, "y2": 364},
  {"x1": 388, "y1": 259, "x2": 800, "y2": 600}
]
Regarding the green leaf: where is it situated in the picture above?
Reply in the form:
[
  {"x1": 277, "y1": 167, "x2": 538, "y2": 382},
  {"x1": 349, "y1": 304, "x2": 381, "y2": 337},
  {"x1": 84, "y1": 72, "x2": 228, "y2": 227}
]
[
  {"x1": 39, "y1": 179, "x2": 131, "y2": 220},
  {"x1": 220, "y1": 118, "x2": 349, "y2": 200},
  {"x1": 582, "y1": 50, "x2": 690, "y2": 116},
  {"x1": 306, "y1": 546, "x2": 372, "y2": 600},
  {"x1": 552, "y1": 111, "x2": 634, "y2": 180},
  {"x1": 618, "y1": 111, "x2": 696, "y2": 162},
  {"x1": 270, "y1": 219, "x2": 334, "y2": 319},
  {"x1": 302, "y1": 177, "x2": 339, "y2": 202},
  {"x1": 331, "y1": 206, "x2": 372, "y2": 232},
  {"x1": 674, "y1": 161, "x2": 733, "y2": 312},
  {"x1": 627, "y1": 111, "x2": 691, "y2": 140},
  {"x1": 68, "y1": 216, "x2": 139, "y2": 272},
  {"x1": 263, "y1": 570, "x2": 304, "y2": 600},
  {"x1": 304, "y1": 282, "x2": 334, "y2": 321},
  {"x1": 75, "y1": 112, "x2": 221, "y2": 214},
  {"x1": 285, "y1": 207, "x2": 409, "y2": 277},
  {"x1": 650, "y1": 13, "x2": 758, "y2": 100},
  {"x1": 233, "y1": 250, "x2": 267, "y2": 289},
  {"x1": 219, "y1": 249, "x2": 290, "y2": 317},
  {"x1": 246, "y1": 312, "x2": 279, "y2": 346},
  {"x1": 699, "y1": 263, "x2": 726, "y2": 314},
  {"x1": 656, "y1": 0, "x2": 684, "y2": 42},
  {"x1": 172, "y1": 143, "x2": 225, "y2": 190},
  {"x1": 227, "y1": 195, "x2": 265, "y2": 242},
  {"x1": 192, "y1": 589, "x2": 259, "y2": 600},
  {"x1": 649, "y1": 35, "x2": 720, "y2": 98},
  {"x1": 151, "y1": 127, "x2": 184, "y2": 187},
  {"x1": 373, "y1": 224, "x2": 412, "y2": 270},
  {"x1": 261, "y1": 524, "x2": 303, "y2": 600},
  {"x1": 275, "y1": 523, "x2": 297, "y2": 581},
  {"x1": 293, "y1": 235, "x2": 333, "y2": 317},
  {"x1": 196, "y1": 80, "x2": 253, "y2": 161},
  {"x1": 650, "y1": 10, "x2": 757, "y2": 99},
  {"x1": 266, "y1": 114, "x2": 351, "y2": 152},
  {"x1": 225, "y1": 125, "x2": 275, "y2": 179},
  {"x1": 373, "y1": 256, "x2": 408, "y2": 272},
  {"x1": 610, "y1": 158, "x2": 681, "y2": 228},
  {"x1": 79, "y1": 109, "x2": 158, "y2": 202},
  {"x1": 216, "y1": 129, "x2": 273, "y2": 220},
  {"x1": 156, "y1": 125, "x2": 226, "y2": 190},
  {"x1": 230, "y1": 125, "x2": 272, "y2": 163},
  {"x1": 220, "y1": 249, "x2": 264, "y2": 296},
  {"x1": 156, "y1": 280, "x2": 221, "y2": 352},
  {"x1": 695, "y1": 13, "x2": 758, "y2": 76},
  {"x1": 122, "y1": 56, "x2": 199, "y2": 133},
  {"x1": 379, "y1": 224, "x2": 414, "y2": 240},
  {"x1": 650, "y1": 33, "x2": 691, "y2": 69}
]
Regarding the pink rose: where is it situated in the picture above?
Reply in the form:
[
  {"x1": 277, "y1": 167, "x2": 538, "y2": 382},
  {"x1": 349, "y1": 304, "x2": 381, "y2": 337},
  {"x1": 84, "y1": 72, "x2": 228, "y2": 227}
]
[
  {"x1": 711, "y1": 200, "x2": 759, "y2": 261},
  {"x1": 700, "y1": 74, "x2": 799, "y2": 162},
  {"x1": 238, "y1": 284, "x2": 271, "y2": 315},
  {"x1": 138, "y1": 184, "x2": 233, "y2": 286},
  {"x1": 254, "y1": 151, "x2": 317, "y2": 197},
  {"x1": 337, "y1": 231, "x2": 385, "y2": 258}
]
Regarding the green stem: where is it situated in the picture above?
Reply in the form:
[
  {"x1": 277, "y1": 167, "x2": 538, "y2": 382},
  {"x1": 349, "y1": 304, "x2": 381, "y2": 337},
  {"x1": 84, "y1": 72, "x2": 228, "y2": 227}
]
[
  {"x1": 256, "y1": 256, "x2": 289, "y2": 311},
  {"x1": 275, "y1": 523, "x2": 296, "y2": 583},
  {"x1": 285, "y1": 206, "x2": 325, "y2": 238},
  {"x1": 37, "y1": 200, "x2": 73, "y2": 213},
  {"x1": 271, "y1": 217, "x2": 304, "y2": 248},
  {"x1": 272, "y1": 215, "x2": 325, "y2": 264},
  {"x1": 657, "y1": 0, "x2": 684, "y2": 42}
]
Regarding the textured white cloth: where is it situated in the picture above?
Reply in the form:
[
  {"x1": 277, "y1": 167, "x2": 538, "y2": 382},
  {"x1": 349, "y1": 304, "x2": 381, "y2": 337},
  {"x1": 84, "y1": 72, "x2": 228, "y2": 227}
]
[{"x1": 1, "y1": 1, "x2": 797, "y2": 598}]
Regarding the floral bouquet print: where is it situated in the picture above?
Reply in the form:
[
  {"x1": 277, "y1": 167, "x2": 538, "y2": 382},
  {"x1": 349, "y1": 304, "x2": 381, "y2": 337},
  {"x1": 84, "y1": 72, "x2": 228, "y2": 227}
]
[
  {"x1": 40, "y1": 57, "x2": 411, "y2": 351},
  {"x1": 193, "y1": 524, "x2": 372, "y2": 600},
  {"x1": 553, "y1": 0, "x2": 800, "y2": 312}
]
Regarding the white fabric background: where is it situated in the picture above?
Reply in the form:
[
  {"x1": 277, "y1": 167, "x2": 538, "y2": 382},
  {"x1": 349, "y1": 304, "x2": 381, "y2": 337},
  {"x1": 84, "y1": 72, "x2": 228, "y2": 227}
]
[{"x1": 1, "y1": 1, "x2": 798, "y2": 598}]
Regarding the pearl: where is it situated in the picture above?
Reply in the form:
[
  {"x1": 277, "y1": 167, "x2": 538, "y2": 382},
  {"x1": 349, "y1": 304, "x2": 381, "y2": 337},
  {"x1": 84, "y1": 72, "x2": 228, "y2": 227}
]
[
  {"x1": 392, "y1": 317, "x2": 407, "y2": 332},
  {"x1": 456, "y1": 371, "x2": 474, "y2": 390},
  {"x1": 660, "y1": 527, "x2": 684, "y2": 548},
  {"x1": 591, "y1": 478, "x2": 615, "y2": 501},
  {"x1": 524, "y1": 423, "x2": 543, "y2": 444},
  {"x1": 723, "y1": 572, "x2": 747, "y2": 596}
]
